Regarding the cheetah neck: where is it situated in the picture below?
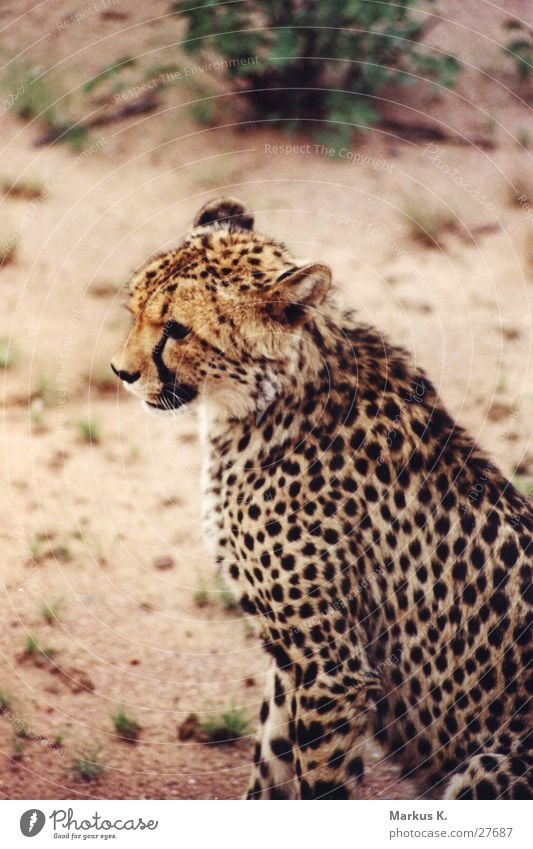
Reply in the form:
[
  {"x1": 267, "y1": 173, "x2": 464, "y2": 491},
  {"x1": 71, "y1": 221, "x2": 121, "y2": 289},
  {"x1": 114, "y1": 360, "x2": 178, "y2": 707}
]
[
  {"x1": 199, "y1": 304, "x2": 362, "y2": 456},
  {"x1": 200, "y1": 310, "x2": 341, "y2": 440}
]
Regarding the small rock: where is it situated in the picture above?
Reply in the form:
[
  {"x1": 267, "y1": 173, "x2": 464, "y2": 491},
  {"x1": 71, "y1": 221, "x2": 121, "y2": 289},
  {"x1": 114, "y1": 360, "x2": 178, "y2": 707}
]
[
  {"x1": 154, "y1": 555, "x2": 175, "y2": 571},
  {"x1": 179, "y1": 432, "x2": 197, "y2": 445},
  {"x1": 58, "y1": 666, "x2": 95, "y2": 693},
  {"x1": 159, "y1": 495, "x2": 182, "y2": 508},
  {"x1": 47, "y1": 450, "x2": 69, "y2": 470},
  {"x1": 178, "y1": 713, "x2": 208, "y2": 742},
  {"x1": 499, "y1": 324, "x2": 521, "y2": 342},
  {"x1": 487, "y1": 401, "x2": 514, "y2": 423},
  {"x1": 89, "y1": 281, "x2": 120, "y2": 298},
  {"x1": 101, "y1": 10, "x2": 128, "y2": 20},
  {"x1": 399, "y1": 297, "x2": 433, "y2": 315}
]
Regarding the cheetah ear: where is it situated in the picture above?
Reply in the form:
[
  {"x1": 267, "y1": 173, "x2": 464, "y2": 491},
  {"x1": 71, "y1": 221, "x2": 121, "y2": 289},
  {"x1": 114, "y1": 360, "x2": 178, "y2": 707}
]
[
  {"x1": 193, "y1": 197, "x2": 254, "y2": 231},
  {"x1": 267, "y1": 263, "x2": 332, "y2": 325}
]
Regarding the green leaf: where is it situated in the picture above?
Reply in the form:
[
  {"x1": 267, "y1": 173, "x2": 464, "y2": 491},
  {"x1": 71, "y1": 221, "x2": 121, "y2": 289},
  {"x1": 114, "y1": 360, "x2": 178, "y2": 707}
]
[
  {"x1": 505, "y1": 38, "x2": 533, "y2": 79},
  {"x1": 411, "y1": 53, "x2": 461, "y2": 88},
  {"x1": 269, "y1": 27, "x2": 299, "y2": 69},
  {"x1": 212, "y1": 31, "x2": 263, "y2": 60},
  {"x1": 83, "y1": 57, "x2": 136, "y2": 94}
]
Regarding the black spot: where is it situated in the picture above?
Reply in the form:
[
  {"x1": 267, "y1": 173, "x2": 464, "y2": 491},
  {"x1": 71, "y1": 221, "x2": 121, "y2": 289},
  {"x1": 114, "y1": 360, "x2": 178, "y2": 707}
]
[
  {"x1": 281, "y1": 554, "x2": 295, "y2": 572},
  {"x1": 266, "y1": 520, "x2": 282, "y2": 537},
  {"x1": 270, "y1": 737, "x2": 293, "y2": 762},
  {"x1": 347, "y1": 756, "x2": 364, "y2": 778},
  {"x1": 274, "y1": 675, "x2": 286, "y2": 706},
  {"x1": 366, "y1": 442, "x2": 381, "y2": 461},
  {"x1": 351, "y1": 429, "x2": 366, "y2": 451},
  {"x1": 452, "y1": 561, "x2": 467, "y2": 582},
  {"x1": 462, "y1": 584, "x2": 477, "y2": 605},
  {"x1": 297, "y1": 720, "x2": 324, "y2": 751},
  {"x1": 267, "y1": 642, "x2": 292, "y2": 671},
  {"x1": 316, "y1": 696, "x2": 336, "y2": 714},
  {"x1": 476, "y1": 779, "x2": 497, "y2": 799},
  {"x1": 490, "y1": 591, "x2": 510, "y2": 616},
  {"x1": 303, "y1": 662, "x2": 318, "y2": 689},
  {"x1": 434, "y1": 581, "x2": 447, "y2": 601},
  {"x1": 500, "y1": 540, "x2": 518, "y2": 568},
  {"x1": 376, "y1": 463, "x2": 391, "y2": 484},
  {"x1": 324, "y1": 528, "x2": 339, "y2": 544},
  {"x1": 482, "y1": 518, "x2": 499, "y2": 545},
  {"x1": 479, "y1": 667, "x2": 497, "y2": 692},
  {"x1": 271, "y1": 583, "x2": 284, "y2": 603},
  {"x1": 237, "y1": 432, "x2": 251, "y2": 452}
]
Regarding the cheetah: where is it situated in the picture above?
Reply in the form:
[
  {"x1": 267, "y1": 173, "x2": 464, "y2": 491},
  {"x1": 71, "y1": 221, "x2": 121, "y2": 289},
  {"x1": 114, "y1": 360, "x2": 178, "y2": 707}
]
[{"x1": 112, "y1": 197, "x2": 532, "y2": 800}]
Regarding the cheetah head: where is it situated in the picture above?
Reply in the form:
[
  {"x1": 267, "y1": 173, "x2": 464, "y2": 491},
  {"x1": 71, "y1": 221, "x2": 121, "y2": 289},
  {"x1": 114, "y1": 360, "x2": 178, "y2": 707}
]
[{"x1": 111, "y1": 198, "x2": 331, "y2": 419}]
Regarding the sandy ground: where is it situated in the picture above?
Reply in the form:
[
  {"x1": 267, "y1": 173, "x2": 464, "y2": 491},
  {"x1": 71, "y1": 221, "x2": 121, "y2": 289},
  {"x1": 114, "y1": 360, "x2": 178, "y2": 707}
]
[{"x1": 0, "y1": 1, "x2": 531, "y2": 799}]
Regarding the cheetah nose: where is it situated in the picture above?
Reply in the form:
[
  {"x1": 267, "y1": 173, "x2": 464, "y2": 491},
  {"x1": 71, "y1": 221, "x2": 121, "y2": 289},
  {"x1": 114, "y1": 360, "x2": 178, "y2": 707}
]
[{"x1": 110, "y1": 363, "x2": 141, "y2": 384}]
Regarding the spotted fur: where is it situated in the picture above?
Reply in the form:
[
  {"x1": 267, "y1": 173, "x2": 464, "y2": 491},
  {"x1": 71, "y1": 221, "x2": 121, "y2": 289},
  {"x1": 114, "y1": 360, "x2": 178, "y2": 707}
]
[{"x1": 112, "y1": 198, "x2": 532, "y2": 800}]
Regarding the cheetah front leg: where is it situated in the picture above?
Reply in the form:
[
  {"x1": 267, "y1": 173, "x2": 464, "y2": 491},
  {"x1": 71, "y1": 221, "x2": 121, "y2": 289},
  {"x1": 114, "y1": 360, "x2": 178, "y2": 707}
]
[
  {"x1": 245, "y1": 663, "x2": 296, "y2": 799},
  {"x1": 292, "y1": 668, "x2": 379, "y2": 799}
]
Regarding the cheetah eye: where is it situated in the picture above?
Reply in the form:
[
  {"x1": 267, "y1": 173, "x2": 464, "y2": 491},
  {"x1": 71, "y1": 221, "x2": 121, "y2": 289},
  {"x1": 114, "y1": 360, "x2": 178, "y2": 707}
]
[{"x1": 164, "y1": 320, "x2": 190, "y2": 340}]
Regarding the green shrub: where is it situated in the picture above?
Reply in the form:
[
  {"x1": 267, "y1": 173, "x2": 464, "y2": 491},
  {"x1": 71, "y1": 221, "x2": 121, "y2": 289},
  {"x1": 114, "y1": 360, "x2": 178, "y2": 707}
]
[
  {"x1": 72, "y1": 747, "x2": 105, "y2": 781},
  {"x1": 200, "y1": 705, "x2": 251, "y2": 743},
  {"x1": 172, "y1": 0, "x2": 460, "y2": 144},
  {"x1": 193, "y1": 574, "x2": 240, "y2": 612},
  {"x1": 24, "y1": 634, "x2": 56, "y2": 664},
  {"x1": 502, "y1": 19, "x2": 533, "y2": 82},
  {"x1": 215, "y1": 574, "x2": 240, "y2": 612},
  {"x1": 41, "y1": 601, "x2": 61, "y2": 624},
  {"x1": 83, "y1": 56, "x2": 137, "y2": 95},
  {"x1": 111, "y1": 708, "x2": 141, "y2": 742},
  {"x1": 0, "y1": 690, "x2": 11, "y2": 714},
  {"x1": 1, "y1": 63, "x2": 57, "y2": 124},
  {"x1": 77, "y1": 418, "x2": 101, "y2": 444},
  {"x1": 12, "y1": 736, "x2": 25, "y2": 761},
  {"x1": 0, "y1": 336, "x2": 19, "y2": 367},
  {"x1": 0, "y1": 237, "x2": 18, "y2": 268},
  {"x1": 1, "y1": 61, "x2": 89, "y2": 149},
  {"x1": 514, "y1": 476, "x2": 533, "y2": 498}
]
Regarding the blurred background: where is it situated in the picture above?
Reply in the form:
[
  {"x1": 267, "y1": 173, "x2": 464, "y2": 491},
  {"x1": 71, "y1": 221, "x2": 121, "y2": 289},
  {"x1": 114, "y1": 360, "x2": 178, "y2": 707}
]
[{"x1": 0, "y1": 0, "x2": 531, "y2": 799}]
